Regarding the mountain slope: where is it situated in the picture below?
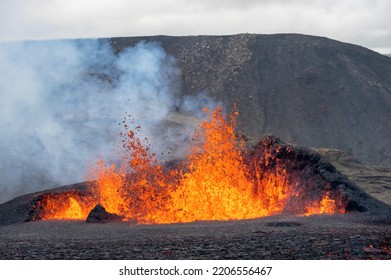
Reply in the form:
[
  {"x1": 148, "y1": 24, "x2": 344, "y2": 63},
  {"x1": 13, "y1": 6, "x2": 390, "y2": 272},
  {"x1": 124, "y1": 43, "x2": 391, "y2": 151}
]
[{"x1": 110, "y1": 33, "x2": 391, "y2": 166}]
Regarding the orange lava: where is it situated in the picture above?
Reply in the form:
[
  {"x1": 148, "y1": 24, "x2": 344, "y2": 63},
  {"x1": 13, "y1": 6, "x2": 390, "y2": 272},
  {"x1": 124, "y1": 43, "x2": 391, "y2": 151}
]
[
  {"x1": 37, "y1": 192, "x2": 95, "y2": 220},
  {"x1": 304, "y1": 193, "x2": 342, "y2": 216},
  {"x1": 38, "y1": 105, "x2": 344, "y2": 222},
  {"x1": 154, "y1": 107, "x2": 272, "y2": 223}
]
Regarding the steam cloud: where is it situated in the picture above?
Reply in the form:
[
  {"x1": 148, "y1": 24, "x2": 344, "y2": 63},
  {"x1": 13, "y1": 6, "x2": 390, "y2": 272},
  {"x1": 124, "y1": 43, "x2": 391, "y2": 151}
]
[{"x1": 0, "y1": 39, "x2": 213, "y2": 203}]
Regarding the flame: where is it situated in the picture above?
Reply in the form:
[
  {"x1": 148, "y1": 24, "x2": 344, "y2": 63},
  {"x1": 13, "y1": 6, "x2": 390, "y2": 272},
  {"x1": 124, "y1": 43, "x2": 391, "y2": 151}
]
[
  {"x1": 154, "y1": 107, "x2": 271, "y2": 223},
  {"x1": 38, "y1": 105, "x2": 345, "y2": 222},
  {"x1": 304, "y1": 193, "x2": 344, "y2": 216},
  {"x1": 37, "y1": 192, "x2": 95, "y2": 220}
]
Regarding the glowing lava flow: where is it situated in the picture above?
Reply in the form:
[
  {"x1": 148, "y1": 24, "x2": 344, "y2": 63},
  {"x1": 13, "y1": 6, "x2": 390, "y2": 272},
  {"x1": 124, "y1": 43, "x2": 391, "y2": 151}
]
[
  {"x1": 154, "y1": 108, "x2": 273, "y2": 223},
  {"x1": 37, "y1": 192, "x2": 95, "y2": 220},
  {"x1": 38, "y1": 106, "x2": 345, "y2": 223},
  {"x1": 303, "y1": 193, "x2": 338, "y2": 216}
]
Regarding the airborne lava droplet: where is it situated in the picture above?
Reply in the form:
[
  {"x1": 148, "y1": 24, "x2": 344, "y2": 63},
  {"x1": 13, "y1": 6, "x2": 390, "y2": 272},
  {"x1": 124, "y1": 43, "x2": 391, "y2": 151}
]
[{"x1": 38, "y1": 106, "x2": 345, "y2": 223}]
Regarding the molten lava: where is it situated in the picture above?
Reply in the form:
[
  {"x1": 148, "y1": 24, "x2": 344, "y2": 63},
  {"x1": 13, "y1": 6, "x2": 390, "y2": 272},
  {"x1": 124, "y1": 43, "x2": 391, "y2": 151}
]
[
  {"x1": 304, "y1": 193, "x2": 339, "y2": 216},
  {"x1": 38, "y1": 106, "x2": 345, "y2": 223},
  {"x1": 37, "y1": 191, "x2": 95, "y2": 220}
]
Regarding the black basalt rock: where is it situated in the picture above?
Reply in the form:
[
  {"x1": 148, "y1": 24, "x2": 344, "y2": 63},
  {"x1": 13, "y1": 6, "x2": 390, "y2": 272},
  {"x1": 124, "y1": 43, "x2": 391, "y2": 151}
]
[{"x1": 86, "y1": 204, "x2": 124, "y2": 223}]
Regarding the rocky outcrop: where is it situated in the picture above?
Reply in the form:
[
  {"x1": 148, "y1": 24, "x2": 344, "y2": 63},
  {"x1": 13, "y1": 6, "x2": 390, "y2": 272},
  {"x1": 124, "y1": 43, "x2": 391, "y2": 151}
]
[
  {"x1": 86, "y1": 204, "x2": 124, "y2": 223},
  {"x1": 245, "y1": 135, "x2": 391, "y2": 214}
]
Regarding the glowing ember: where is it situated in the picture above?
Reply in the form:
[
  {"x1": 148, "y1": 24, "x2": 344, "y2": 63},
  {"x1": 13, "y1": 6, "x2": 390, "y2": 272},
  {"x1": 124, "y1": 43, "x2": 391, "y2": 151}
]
[{"x1": 38, "y1": 105, "x2": 345, "y2": 223}]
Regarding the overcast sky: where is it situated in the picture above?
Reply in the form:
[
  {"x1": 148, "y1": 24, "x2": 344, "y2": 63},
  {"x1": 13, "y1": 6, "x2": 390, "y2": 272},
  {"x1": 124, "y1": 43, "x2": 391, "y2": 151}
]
[{"x1": 1, "y1": 0, "x2": 390, "y2": 53}]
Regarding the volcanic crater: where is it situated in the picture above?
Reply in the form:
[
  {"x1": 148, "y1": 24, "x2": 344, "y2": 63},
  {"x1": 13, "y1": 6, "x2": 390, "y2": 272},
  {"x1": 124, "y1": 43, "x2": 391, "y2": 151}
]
[
  {"x1": 1, "y1": 134, "x2": 389, "y2": 226},
  {"x1": 1, "y1": 133, "x2": 390, "y2": 259}
]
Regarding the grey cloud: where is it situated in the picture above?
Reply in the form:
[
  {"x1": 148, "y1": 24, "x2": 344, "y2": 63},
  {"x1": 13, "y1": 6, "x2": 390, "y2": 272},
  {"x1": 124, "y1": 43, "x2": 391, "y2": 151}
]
[
  {"x1": 0, "y1": 40, "x2": 174, "y2": 203},
  {"x1": 1, "y1": 0, "x2": 390, "y2": 53}
]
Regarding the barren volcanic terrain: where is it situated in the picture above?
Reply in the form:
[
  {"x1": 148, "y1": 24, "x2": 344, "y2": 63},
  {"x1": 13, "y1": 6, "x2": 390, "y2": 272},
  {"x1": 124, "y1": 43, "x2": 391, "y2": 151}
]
[
  {"x1": 1, "y1": 34, "x2": 390, "y2": 260},
  {"x1": 0, "y1": 214, "x2": 390, "y2": 260}
]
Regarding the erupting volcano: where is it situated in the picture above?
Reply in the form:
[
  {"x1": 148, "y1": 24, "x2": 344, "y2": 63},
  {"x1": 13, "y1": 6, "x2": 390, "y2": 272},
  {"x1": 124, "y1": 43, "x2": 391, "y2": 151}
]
[{"x1": 33, "y1": 106, "x2": 345, "y2": 224}]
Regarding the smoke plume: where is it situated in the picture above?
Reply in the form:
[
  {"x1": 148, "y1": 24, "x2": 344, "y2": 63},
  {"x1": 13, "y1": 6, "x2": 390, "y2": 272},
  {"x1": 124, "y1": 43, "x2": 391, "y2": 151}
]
[{"x1": 0, "y1": 39, "x2": 211, "y2": 203}]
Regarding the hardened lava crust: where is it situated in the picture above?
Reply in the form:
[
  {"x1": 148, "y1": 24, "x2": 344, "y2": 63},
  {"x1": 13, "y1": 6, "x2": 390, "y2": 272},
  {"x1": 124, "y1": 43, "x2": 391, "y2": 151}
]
[{"x1": 0, "y1": 214, "x2": 390, "y2": 259}]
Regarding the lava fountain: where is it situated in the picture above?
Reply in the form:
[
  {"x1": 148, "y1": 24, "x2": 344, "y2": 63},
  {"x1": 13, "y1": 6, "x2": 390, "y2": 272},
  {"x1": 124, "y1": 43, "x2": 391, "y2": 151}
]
[{"x1": 36, "y1": 106, "x2": 345, "y2": 223}]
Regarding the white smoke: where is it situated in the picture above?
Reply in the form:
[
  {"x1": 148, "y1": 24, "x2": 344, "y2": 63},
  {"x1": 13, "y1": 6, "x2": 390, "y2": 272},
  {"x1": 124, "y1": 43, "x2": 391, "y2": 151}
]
[{"x1": 0, "y1": 39, "x2": 212, "y2": 203}]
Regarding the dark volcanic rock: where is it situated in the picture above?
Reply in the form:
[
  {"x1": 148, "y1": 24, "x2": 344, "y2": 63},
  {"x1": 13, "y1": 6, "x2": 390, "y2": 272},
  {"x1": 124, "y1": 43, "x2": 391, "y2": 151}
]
[
  {"x1": 246, "y1": 135, "x2": 391, "y2": 214},
  {"x1": 1, "y1": 215, "x2": 390, "y2": 260},
  {"x1": 110, "y1": 34, "x2": 391, "y2": 166},
  {"x1": 86, "y1": 204, "x2": 124, "y2": 223}
]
